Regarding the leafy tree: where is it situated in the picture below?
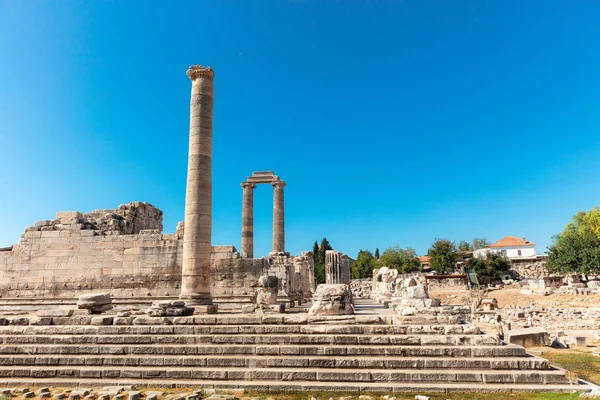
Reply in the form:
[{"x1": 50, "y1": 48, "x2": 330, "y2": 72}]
[
  {"x1": 472, "y1": 238, "x2": 491, "y2": 250},
  {"x1": 428, "y1": 238, "x2": 459, "y2": 274},
  {"x1": 351, "y1": 250, "x2": 377, "y2": 279},
  {"x1": 379, "y1": 246, "x2": 421, "y2": 274},
  {"x1": 467, "y1": 252, "x2": 510, "y2": 285},
  {"x1": 547, "y1": 207, "x2": 600, "y2": 274},
  {"x1": 374, "y1": 248, "x2": 380, "y2": 259},
  {"x1": 457, "y1": 240, "x2": 473, "y2": 252},
  {"x1": 312, "y1": 241, "x2": 319, "y2": 264},
  {"x1": 564, "y1": 206, "x2": 600, "y2": 238},
  {"x1": 547, "y1": 231, "x2": 600, "y2": 274}
]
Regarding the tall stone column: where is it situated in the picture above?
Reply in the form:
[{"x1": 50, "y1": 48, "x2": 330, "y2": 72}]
[
  {"x1": 240, "y1": 182, "x2": 256, "y2": 258},
  {"x1": 272, "y1": 180, "x2": 286, "y2": 253},
  {"x1": 180, "y1": 65, "x2": 217, "y2": 312}
]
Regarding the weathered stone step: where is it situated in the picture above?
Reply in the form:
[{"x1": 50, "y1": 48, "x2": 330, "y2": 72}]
[
  {"x1": 391, "y1": 315, "x2": 462, "y2": 325},
  {"x1": 0, "y1": 323, "x2": 473, "y2": 335},
  {"x1": 0, "y1": 354, "x2": 551, "y2": 370},
  {"x1": 0, "y1": 366, "x2": 572, "y2": 384},
  {"x1": 0, "y1": 334, "x2": 498, "y2": 346},
  {"x1": 0, "y1": 314, "x2": 465, "y2": 327},
  {"x1": 4, "y1": 315, "x2": 400, "y2": 326},
  {"x1": 0, "y1": 378, "x2": 585, "y2": 393},
  {"x1": 0, "y1": 344, "x2": 527, "y2": 357}
]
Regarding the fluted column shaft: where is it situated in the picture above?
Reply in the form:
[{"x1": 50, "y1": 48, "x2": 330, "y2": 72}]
[
  {"x1": 241, "y1": 182, "x2": 256, "y2": 258},
  {"x1": 272, "y1": 181, "x2": 286, "y2": 253},
  {"x1": 180, "y1": 65, "x2": 215, "y2": 306}
]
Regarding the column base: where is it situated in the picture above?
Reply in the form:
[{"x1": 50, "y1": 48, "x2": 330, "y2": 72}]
[{"x1": 179, "y1": 292, "x2": 217, "y2": 313}]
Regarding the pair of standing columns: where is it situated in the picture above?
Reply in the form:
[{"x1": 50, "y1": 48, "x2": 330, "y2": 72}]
[{"x1": 241, "y1": 180, "x2": 286, "y2": 258}]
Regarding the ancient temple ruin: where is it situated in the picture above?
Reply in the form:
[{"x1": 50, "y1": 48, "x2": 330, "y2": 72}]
[{"x1": 0, "y1": 64, "x2": 588, "y2": 394}]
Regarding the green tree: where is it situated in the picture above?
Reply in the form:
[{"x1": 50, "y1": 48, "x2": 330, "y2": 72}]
[
  {"x1": 312, "y1": 241, "x2": 319, "y2": 264},
  {"x1": 547, "y1": 207, "x2": 600, "y2": 274},
  {"x1": 351, "y1": 250, "x2": 377, "y2": 279},
  {"x1": 379, "y1": 246, "x2": 421, "y2": 274},
  {"x1": 472, "y1": 238, "x2": 491, "y2": 250},
  {"x1": 428, "y1": 238, "x2": 459, "y2": 274},
  {"x1": 467, "y1": 252, "x2": 510, "y2": 285},
  {"x1": 374, "y1": 248, "x2": 380, "y2": 259},
  {"x1": 564, "y1": 206, "x2": 600, "y2": 238},
  {"x1": 314, "y1": 263, "x2": 326, "y2": 285},
  {"x1": 547, "y1": 230, "x2": 600, "y2": 274},
  {"x1": 457, "y1": 240, "x2": 473, "y2": 252}
]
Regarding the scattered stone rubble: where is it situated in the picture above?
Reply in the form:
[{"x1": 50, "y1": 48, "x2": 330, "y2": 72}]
[
  {"x1": 350, "y1": 279, "x2": 371, "y2": 298},
  {"x1": 390, "y1": 277, "x2": 442, "y2": 315},
  {"x1": 146, "y1": 300, "x2": 193, "y2": 317},
  {"x1": 0, "y1": 387, "x2": 244, "y2": 400}
]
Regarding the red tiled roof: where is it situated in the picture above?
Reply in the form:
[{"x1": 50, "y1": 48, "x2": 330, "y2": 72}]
[
  {"x1": 490, "y1": 236, "x2": 535, "y2": 248},
  {"x1": 418, "y1": 256, "x2": 431, "y2": 262}
]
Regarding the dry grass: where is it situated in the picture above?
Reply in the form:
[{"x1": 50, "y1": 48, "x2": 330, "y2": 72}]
[
  {"x1": 243, "y1": 391, "x2": 584, "y2": 400},
  {"x1": 535, "y1": 347, "x2": 600, "y2": 385}
]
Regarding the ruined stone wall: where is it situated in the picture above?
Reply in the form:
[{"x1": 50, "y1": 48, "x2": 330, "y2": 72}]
[
  {"x1": 0, "y1": 225, "x2": 181, "y2": 298},
  {"x1": 0, "y1": 203, "x2": 312, "y2": 308},
  {"x1": 0, "y1": 203, "x2": 177, "y2": 299},
  {"x1": 510, "y1": 258, "x2": 550, "y2": 279}
]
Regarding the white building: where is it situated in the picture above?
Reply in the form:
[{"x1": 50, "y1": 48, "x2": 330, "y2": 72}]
[{"x1": 473, "y1": 236, "x2": 536, "y2": 260}]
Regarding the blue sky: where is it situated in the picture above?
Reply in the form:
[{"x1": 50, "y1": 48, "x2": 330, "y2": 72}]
[{"x1": 1, "y1": 1, "x2": 599, "y2": 258}]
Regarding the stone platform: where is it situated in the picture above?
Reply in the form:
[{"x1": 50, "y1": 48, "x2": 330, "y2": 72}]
[{"x1": 0, "y1": 300, "x2": 589, "y2": 393}]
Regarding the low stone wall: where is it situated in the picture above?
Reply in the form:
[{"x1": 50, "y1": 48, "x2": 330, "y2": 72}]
[
  {"x1": 426, "y1": 275, "x2": 469, "y2": 292},
  {"x1": 0, "y1": 203, "x2": 315, "y2": 309}
]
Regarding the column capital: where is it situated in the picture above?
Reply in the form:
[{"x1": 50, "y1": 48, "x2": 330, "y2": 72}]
[
  {"x1": 272, "y1": 180, "x2": 286, "y2": 188},
  {"x1": 241, "y1": 182, "x2": 257, "y2": 190},
  {"x1": 187, "y1": 65, "x2": 215, "y2": 81}
]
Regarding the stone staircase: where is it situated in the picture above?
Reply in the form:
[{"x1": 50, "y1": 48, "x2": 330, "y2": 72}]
[{"x1": 0, "y1": 313, "x2": 586, "y2": 393}]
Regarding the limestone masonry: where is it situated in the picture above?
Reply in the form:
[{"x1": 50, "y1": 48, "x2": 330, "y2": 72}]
[{"x1": 0, "y1": 201, "x2": 314, "y2": 310}]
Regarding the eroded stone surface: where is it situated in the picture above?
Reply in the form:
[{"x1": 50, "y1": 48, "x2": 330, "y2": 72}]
[{"x1": 309, "y1": 284, "x2": 354, "y2": 316}]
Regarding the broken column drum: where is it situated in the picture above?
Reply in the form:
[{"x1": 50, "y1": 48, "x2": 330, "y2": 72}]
[
  {"x1": 325, "y1": 250, "x2": 350, "y2": 285},
  {"x1": 180, "y1": 65, "x2": 216, "y2": 309}
]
